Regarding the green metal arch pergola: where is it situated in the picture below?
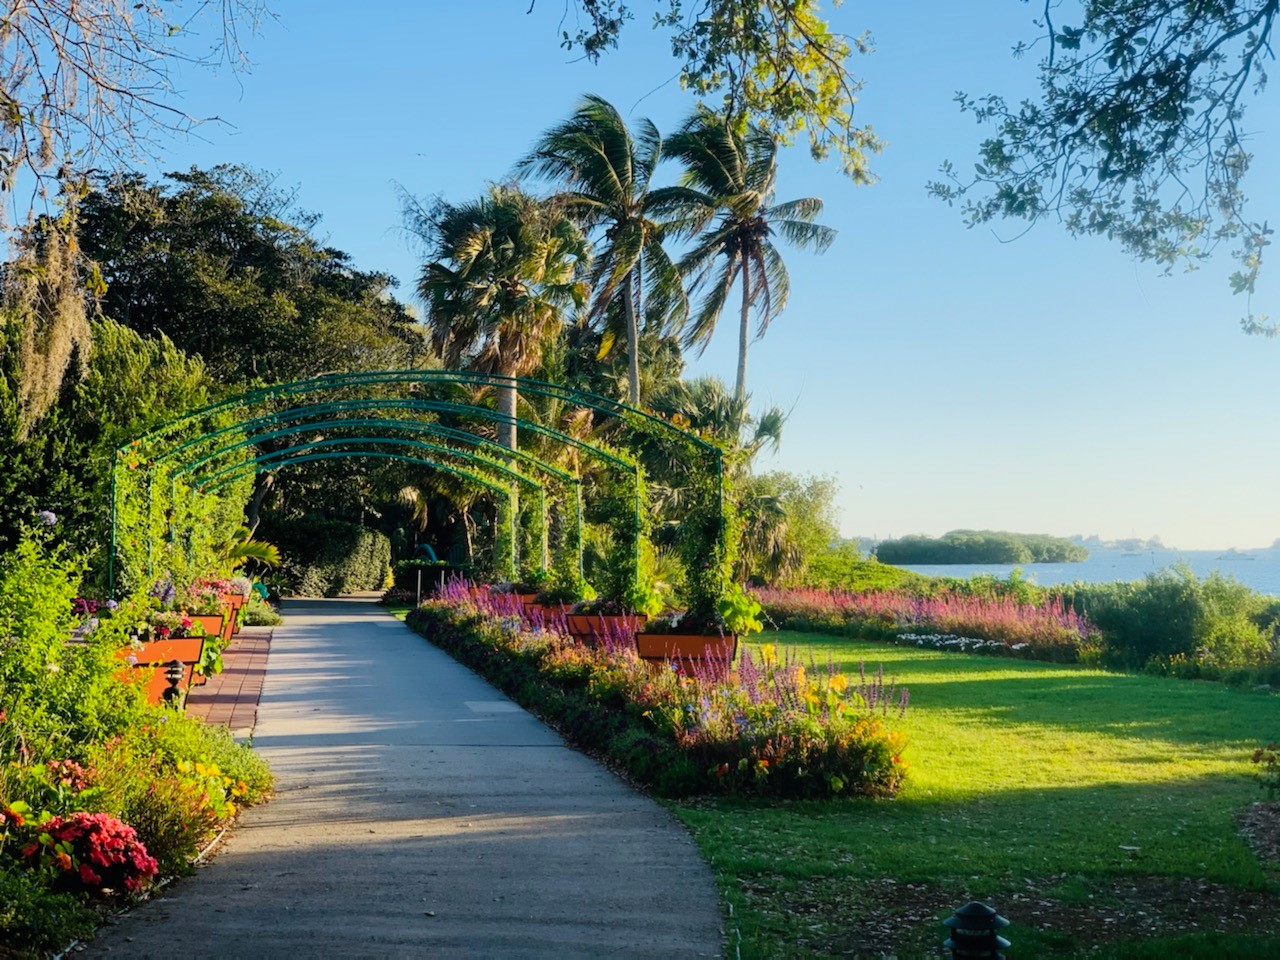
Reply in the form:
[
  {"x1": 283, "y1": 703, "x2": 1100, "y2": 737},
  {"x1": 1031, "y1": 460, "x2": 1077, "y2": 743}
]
[{"x1": 108, "y1": 370, "x2": 727, "y2": 604}]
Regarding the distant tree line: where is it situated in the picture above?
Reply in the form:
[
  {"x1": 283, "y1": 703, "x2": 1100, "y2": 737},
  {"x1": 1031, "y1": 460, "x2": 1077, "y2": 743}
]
[{"x1": 875, "y1": 530, "x2": 1088, "y2": 565}]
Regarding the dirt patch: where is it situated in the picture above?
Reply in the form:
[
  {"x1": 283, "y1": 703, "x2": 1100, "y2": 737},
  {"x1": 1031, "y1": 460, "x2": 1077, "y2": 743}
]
[
  {"x1": 1238, "y1": 801, "x2": 1280, "y2": 865},
  {"x1": 734, "y1": 872, "x2": 1280, "y2": 957}
]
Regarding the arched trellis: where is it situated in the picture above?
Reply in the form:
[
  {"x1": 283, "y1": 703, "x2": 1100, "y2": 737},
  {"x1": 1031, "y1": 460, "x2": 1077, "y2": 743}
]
[
  {"x1": 184, "y1": 436, "x2": 548, "y2": 579},
  {"x1": 175, "y1": 418, "x2": 584, "y2": 575},
  {"x1": 137, "y1": 398, "x2": 643, "y2": 591},
  {"x1": 108, "y1": 371, "x2": 729, "y2": 613}
]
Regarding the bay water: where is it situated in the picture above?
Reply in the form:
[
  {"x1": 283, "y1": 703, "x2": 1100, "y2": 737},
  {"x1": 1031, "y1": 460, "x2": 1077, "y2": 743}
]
[{"x1": 899, "y1": 547, "x2": 1280, "y2": 596}]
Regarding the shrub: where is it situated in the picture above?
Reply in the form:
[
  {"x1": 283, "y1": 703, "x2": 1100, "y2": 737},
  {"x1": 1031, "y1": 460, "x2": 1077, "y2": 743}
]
[
  {"x1": 19, "y1": 811, "x2": 158, "y2": 898},
  {"x1": 1061, "y1": 568, "x2": 1275, "y2": 669},
  {"x1": 238, "y1": 592, "x2": 282, "y2": 626},
  {"x1": 261, "y1": 516, "x2": 392, "y2": 596}
]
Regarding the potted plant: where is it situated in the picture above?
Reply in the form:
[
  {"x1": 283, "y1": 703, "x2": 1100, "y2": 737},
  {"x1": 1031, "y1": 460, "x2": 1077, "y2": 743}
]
[{"x1": 634, "y1": 584, "x2": 762, "y2": 676}]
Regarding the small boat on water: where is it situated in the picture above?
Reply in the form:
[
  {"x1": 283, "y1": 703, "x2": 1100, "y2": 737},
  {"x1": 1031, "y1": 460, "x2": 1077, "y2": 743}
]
[{"x1": 1216, "y1": 548, "x2": 1257, "y2": 560}]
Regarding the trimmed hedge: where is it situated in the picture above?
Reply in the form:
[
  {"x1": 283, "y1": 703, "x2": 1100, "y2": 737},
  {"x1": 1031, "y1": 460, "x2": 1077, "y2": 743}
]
[{"x1": 262, "y1": 517, "x2": 391, "y2": 597}]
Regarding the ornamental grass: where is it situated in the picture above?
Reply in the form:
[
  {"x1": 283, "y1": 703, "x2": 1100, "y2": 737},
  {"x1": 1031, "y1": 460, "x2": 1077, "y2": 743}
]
[{"x1": 410, "y1": 582, "x2": 909, "y2": 799}]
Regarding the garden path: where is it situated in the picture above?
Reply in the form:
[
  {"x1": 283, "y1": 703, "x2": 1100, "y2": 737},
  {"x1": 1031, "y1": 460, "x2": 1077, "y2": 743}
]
[{"x1": 86, "y1": 597, "x2": 724, "y2": 958}]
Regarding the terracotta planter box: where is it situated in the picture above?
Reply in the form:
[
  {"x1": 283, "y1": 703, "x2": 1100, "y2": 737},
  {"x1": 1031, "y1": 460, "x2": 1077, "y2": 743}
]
[
  {"x1": 566, "y1": 614, "x2": 647, "y2": 647},
  {"x1": 116, "y1": 636, "x2": 206, "y2": 706},
  {"x1": 635, "y1": 631, "x2": 737, "y2": 678},
  {"x1": 220, "y1": 593, "x2": 246, "y2": 637}
]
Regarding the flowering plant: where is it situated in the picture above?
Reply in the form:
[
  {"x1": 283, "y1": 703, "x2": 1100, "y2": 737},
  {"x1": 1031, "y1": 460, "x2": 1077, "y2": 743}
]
[
  {"x1": 229, "y1": 576, "x2": 254, "y2": 598},
  {"x1": 20, "y1": 811, "x2": 158, "y2": 897}
]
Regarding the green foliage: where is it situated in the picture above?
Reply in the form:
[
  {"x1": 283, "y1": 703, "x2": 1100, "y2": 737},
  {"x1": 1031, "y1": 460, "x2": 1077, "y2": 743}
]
[
  {"x1": 238, "y1": 591, "x2": 282, "y2": 626},
  {"x1": 805, "y1": 544, "x2": 932, "y2": 592},
  {"x1": 876, "y1": 529, "x2": 1089, "y2": 565},
  {"x1": 1061, "y1": 567, "x2": 1276, "y2": 669},
  {"x1": 79, "y1": 166, "x2": 427, "y2": 384},
  {"x1": 0, "y1": 317, "x2": 233, "y2": 592},
  {"x1": 562, "y1": 1, "x2": 882, "y2": 183},
  {"x1": 933, "y1": 2, "x2": 1275, "y2": 330},
  {"x1": 260, "y1": 516, "x2": 391, "y2": 597},
  {"x1": 0, "y1": 531, "x2": 146, "y2": 750},
  {"x1": 717, "y1": 583, "x2": 763, "y2": 637},
  {"x1": 0, "y1": 866, "x2": 95, "y2": 954}
]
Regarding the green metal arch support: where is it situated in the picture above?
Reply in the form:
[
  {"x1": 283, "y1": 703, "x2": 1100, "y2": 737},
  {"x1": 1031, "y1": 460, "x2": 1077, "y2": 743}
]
[
  {"x1": 151, "y1": 397, "x2": 634, "y2": 473},
  {"x1": 127, "y1": 370, "x2": 718, "y2": 455}
]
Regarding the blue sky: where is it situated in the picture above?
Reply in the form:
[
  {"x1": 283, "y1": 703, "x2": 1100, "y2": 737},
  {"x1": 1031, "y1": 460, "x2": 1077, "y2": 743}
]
[{"x1": 151, "y1": 2, "x2": 1278, "y2": 550}]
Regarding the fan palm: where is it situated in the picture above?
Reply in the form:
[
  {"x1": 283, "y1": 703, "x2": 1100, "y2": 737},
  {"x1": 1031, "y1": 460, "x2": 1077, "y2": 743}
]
[
  {"x1": 520, "y1": 94, "x2": 703, "y2": 406},
  {"x1": 410, "y1": 183, "x2": 589, "y2": 450},
  {"x1": 666, "y1": 112, "x2": 837, "y2": 404}
]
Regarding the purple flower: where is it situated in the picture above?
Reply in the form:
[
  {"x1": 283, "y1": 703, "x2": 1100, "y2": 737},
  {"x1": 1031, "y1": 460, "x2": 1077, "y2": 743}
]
[
  {"x1": 105, "y1": 600, "x2": 119, "y2": 610},
  {"x1": 37, "y1": 510, "x2": 57, "y2": 526}
]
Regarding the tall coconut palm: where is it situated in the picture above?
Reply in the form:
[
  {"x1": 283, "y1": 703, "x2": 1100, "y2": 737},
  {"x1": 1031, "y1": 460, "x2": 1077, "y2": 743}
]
[
  {"x1": 666, "y1": 111, "x2": 837, "y2": 405},
  {"x1": 410, "y1": 184, "x2": 589, "y2": 450},
  {"x1": 519, "y1": 94, "x2": 702, "y2": 406}
]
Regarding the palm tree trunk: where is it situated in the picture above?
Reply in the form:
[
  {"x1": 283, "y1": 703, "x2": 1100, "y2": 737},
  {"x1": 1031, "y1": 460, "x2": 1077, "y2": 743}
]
[
  {"x1": 497, "y1": 377, "x2": 518, "y2": 450},
  {"x1": 624, "y1": 271, "x2": 641, "y2": 405},
  {"x1": 735, "y1": 254, "x2": 750, "y2": 405}
]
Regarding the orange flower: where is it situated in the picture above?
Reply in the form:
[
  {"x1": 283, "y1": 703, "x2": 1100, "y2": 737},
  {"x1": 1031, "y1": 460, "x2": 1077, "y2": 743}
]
[{"x1": 55, "y1": 850, "x2": 73, "y2": 871}]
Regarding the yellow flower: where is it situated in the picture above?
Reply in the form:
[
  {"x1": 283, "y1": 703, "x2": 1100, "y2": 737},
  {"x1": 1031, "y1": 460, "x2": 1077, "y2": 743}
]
[
  {"x1": 759, "y1": 643, "x2": 776, "y2": 665},
  {"x1": 828, "y1": 673, "x2": 848, "y2": 693}
]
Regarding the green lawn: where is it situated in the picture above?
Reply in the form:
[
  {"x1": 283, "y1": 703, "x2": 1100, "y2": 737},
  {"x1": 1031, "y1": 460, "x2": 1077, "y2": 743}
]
[{"x1": 673, "y1": 631, "x2": 1280, "y2": 958}]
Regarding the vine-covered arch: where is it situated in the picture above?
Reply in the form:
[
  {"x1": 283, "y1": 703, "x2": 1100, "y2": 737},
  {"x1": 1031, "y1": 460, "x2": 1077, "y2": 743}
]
[{"x1": 108, "y1": 371, "x2": 732, "y2": 618}]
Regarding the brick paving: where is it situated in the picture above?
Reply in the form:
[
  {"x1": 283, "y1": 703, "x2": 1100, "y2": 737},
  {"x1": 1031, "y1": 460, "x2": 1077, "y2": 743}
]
[{"x1": 184, "y1": 627, "x2": 272, "y2": 737}]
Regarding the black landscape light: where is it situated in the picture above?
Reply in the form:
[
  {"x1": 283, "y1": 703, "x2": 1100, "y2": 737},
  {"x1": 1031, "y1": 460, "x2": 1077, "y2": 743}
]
[
  {"x1": 162, "y1": 659, "x2": 185, "y2": 706},
  {"x1": 943, "y1": 901, "x2": 1010, "y2": 959}
]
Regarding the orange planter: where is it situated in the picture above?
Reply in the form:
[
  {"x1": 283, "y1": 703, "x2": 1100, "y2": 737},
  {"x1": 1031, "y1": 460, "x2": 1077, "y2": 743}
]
[
  {"x1": 635, "y1": 631, "x2": 737, "y2": 678},
  {"x1": 116, "y1": 636, "x2": 206, "y2": 706},
  {"x1": 566, "y1": 614, "x2": 647, "y2": 647},
  {"x1": 220, "y1": 593, "x2": 246, "y2": 638}
]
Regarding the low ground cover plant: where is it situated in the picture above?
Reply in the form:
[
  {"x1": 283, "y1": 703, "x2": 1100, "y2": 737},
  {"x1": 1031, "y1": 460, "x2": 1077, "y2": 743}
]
[{"x1": 405, "y1": 583, "x2": 909, "y2": 799}]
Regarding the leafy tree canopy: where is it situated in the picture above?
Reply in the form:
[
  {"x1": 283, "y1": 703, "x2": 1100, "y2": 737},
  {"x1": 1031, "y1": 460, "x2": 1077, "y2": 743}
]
[
  {"x1": 78, "y1": 165, "x2": 430, "y2": 385},
  {"x1": 931, "y1": 1, "x2": 1276, "y2": 332},
  {"x1": 548, "y1": 0, "x2": 882, "y2": 182}
]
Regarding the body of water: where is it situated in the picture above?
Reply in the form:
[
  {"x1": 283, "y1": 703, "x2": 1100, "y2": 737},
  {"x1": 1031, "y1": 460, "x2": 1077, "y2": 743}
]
[{"x1": 899, "y1": 548, "x2": 1280, "y2": 596}]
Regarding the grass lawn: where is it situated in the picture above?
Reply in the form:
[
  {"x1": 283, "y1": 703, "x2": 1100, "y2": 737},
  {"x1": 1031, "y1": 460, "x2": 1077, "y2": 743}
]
[{"x1": 672, "y1": 631, "x2": 1280, "y2": 958}]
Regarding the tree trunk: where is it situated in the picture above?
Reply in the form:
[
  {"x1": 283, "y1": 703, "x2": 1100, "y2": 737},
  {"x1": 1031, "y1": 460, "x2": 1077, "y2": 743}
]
[
  {"x1": 462, "y1": 505, "x2": 474, "y2": 563},
  {"x1": 246, "y1": 472, "x2": 275, "y2": 535},
  {"x1": 623, "y1": 271, "x2": 641, "y2": 405},
  {"x1": 735, "y1": 254, "x2": 750, "y2": 405},
  {"x1": 497, "y1": 377, "x2": 518, "y2": 450}
]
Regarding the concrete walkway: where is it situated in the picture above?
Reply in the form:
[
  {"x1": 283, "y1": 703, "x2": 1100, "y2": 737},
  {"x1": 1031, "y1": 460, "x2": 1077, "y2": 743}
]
[{"x1": 88, "y1": 598, "x2": 724, "y2": 959}]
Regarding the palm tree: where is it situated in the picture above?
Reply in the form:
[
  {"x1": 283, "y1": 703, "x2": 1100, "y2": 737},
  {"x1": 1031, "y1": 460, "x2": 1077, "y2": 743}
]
[
  {"x1": 666, "y1": 111, "x2": 837, "y2": 405},
  {"x1": 520, "y1": 94, "x2": 701, "y2": 406},
  {"x1": 410, "y1": 183, "x2": 589, "y2": 450}
]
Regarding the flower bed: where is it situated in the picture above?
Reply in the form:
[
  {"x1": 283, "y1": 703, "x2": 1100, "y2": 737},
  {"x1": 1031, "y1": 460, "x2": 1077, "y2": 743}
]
[
  {"x1": 757, "y1": 586, "x2": 1098, "y2": 662},
  {"x1": 405, "y1": 591, "x2": 909, "y2": 799}
]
